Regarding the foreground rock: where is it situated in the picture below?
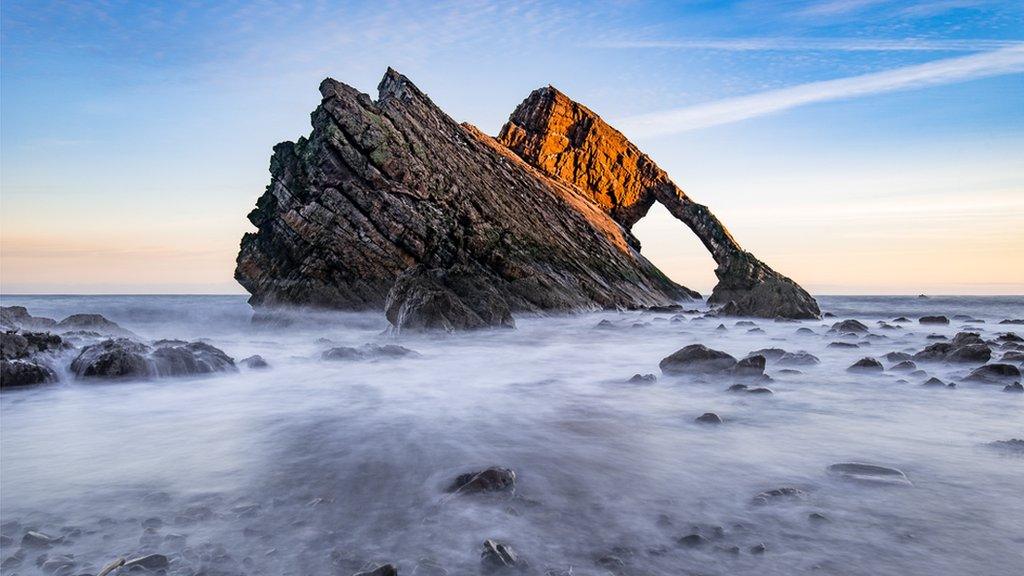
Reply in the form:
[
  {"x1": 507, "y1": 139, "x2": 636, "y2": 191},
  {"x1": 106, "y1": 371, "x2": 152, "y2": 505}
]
[
  {"x1": 660, "y1": 345, "x2": 737, "y2": 374},
  {"x1": 481, "y1": 540, "x2": 519, "y2": 570},
  {"x1": 354, "y1": 565, "x2": 398, "y2": 576},
  {"x1": 321, "y1": 344, "x2": 420, "y2": 361},
  {"x1": 236, "y1": 69, "x2": 818, "y2": 331},
  {"x1": 965, "y1": 363, "x2": 1021, "y2": 383},
  {"x1": 71, "y1": 339, "x2": 236, "y2": 380},
  {"x1": 827, "y1": 463, "x2": 912, "y2": 486},
  {"x1": 0, "y1": 359, "x2": 57, "y2": 388},
  {"x1": 449, "y1": 467, "x2": 516, "y2": 493}
]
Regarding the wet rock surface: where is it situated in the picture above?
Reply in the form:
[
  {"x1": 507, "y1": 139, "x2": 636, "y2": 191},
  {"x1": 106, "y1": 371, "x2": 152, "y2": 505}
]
[
  {"x1": 322, "y1": 344, "x2": 420, "y2": 361},
  {"x1": 827, "y1": 463, "x2": 912, "y2": 486},
  {"x1": 449, "y1": 467, "x2": 516, "y2": 494},
  {"x1": 659, "y1": 344, "x2": 737, "y2": 374}
]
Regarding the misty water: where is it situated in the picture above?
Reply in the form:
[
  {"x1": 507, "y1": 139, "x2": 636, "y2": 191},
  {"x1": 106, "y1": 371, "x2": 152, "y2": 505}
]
[{"x1": 2, "y1": 295, "x2": 1023, "y2": 576}]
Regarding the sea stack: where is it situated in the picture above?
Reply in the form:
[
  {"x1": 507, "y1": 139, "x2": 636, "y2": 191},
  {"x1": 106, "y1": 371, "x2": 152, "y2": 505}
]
[{"x1": 235, "y1": 69, "x2": 819, "y2": 330}]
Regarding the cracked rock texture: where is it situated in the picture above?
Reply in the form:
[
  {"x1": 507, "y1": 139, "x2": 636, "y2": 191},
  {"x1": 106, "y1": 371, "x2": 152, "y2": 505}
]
[{"x1": 236, "y1": 69, "x2": 818, "y2": 329}]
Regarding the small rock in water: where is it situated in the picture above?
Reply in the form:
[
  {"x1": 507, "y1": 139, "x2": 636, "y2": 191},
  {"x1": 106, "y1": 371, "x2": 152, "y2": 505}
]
[
  {"x1": 734, "y1": 354, "x2": 766, "y2": 377},
  {"x1": 695, "y1": 412, "x2": 723, "y2": 424},
  {"x1": 354, "y1": 564, "x2": 398, "y2": 576},
  {"x1": 746, "y1": 387, "x2": 774, "y2": 395},
  {"x1": 893, "y1": 316, "x2": 911, "y2": 323},
  {"x1": 241, "y1": 355, "x2": 270, "y2": 369},
  {"x1": 808, "y1": 512, "x2": 829, "y2": 522},
  {"x1": 1003, "y1": 383, "x2": 1024, "y2": 393},
  {"x1": 827, "y1": 462, "x2": 912, "y2": 486},
  {"x1": 749, "y1": 543, "x2": 767, "y2": 554},
  {"x1": 123, "y1": 554, "x2": 170, "y2": 570},
  {"x1": 322, "y1": 344, "x2": 420, "y2": 361},
  {"x1": 449, "y1": 467, "x2": 516, "y2": 493},
  {"x1": 22, "y1": 530, "x2": 58, "y2": 547},
  {"x1": 659, "y1": 344, "x2": 737, "y2": 375},
  {"x1": 726, "y1": 383, "x2": 748, "y2": 392},
  {"x1": 749, "y1": 348, "x2": 786, "y2": 361},
  {"x1": 847, "y1": 357, "x2": 883, "y2": 373},
  {"x1": 627, "y1": 373, "x2": 656, "y2": 384},
  {"x1": 919, "y1": 315, "x2": 949, "y2": 325},
  {"x1": 890, "y1": 360, "x2": 917, "y2": 372},
  {"x1": 677, "y1": 534, "x2": 707, "y2": 547},
  {"x1": 829, "y1": 341, "x2": 859, "y2": 349},
  {"x1": 777, "y1": 351, "x2": 820, "y2": 366},
  {"x1": 481, "y1": 539, "x2": 518, "y2": 569},
  {"x1": 965, "y1": 364, "x2": 1021, "y2": 383},
  {"x1": 987, "y1": 439, "x2": 1024, "y2": 453},
  {"x1": 829, "y1": 319, "x2": 869, "y2": 334},
  {"x1": 751, "y1": 487, "x2": 805, "y2": 505}
]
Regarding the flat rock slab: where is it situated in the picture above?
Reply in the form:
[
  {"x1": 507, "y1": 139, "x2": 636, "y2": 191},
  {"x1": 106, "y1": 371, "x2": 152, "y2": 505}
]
[{"x1": 827, "y1": 463, "x2": 912, "y2": 486}]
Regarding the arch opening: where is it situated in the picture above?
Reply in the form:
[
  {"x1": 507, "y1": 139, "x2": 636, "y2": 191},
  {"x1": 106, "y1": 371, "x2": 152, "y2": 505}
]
[{"x1": 631, "y1": 202, "x2": 718, "y2": 297}]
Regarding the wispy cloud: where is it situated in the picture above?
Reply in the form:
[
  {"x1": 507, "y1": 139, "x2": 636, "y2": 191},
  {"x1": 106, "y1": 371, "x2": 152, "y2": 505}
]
[
  {"x1": 595, "y1": 37, "x2": 1023, "y2": 52},
  {"x1": 797, "y1": 0, "x2": 889, "y2": 17},
  {"x1": 617, "y1": 46, "x2": 1024, "y2": 137}
]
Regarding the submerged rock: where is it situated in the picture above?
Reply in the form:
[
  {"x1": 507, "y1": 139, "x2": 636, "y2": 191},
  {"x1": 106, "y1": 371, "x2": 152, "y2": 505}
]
[
  {"x1": 660, "y1": 344, "x2": 737, "y2": 374},
  {"x1": 777, "y1": 351, "x2": 820, "y2": 366},
  {"x1": 965, "y1": 364, "x2": 1021, "y2": 383},
  {"x1": 827, "y1": 462, "x2": 912, "y2": 486},
  {"x1": 829, "y1": 319, "x2": 869, "y2": 334},
  {"x1": 354, "y1": 565, "x2": 398, "y2": 576},
  {"x1": 695, "y1": 412, "x2": 723, "y2": 424},
  {"x1": 922, "y1": 377, "x2": 946, "y2": 387},
  {"x1": 123, "y1": 554, "x2": 169, "y2": 570},
  {"x1": 848, "y1": 357, "x2": 884, "y2": 373},
  {"x1": 627, "y1": 373, "x2": 656, "y2": 384},
  {"x1": 1003, "y1": 383, "x2": 1024, "y2": 393},
  {"x1": 322, "y1": 344, "x2": 420, "y2": 361},
  {"x1": 241, "y1": 355, "x2": 270, "y2": 369},
  {"x1": 236, "y1": 69, "x2": 816, "y2": 330},
  {"x1": 481, "y1": 540, "x2": 518, "y2": 569},
  {"x1": 890, "y1": 360, "x2": 917, "y2": 372},
  {"x1": 751, "y1": 487, "x2": 805, "y2": 506},
  {"x1": 449, "y1": 467, "x2": 516, "y2": 493},
  {"x1": 56, "y1": 313, "x2": 135, "y2": 338},
  {"x1": 919, "y1": 315, "x2": 949, "y2": 325}
]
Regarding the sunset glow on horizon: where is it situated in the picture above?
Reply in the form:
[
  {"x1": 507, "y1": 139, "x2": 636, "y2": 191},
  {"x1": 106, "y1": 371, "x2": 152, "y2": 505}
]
[{"x1": 2, "y1": 1, "x2": 1022, "y2": 295}]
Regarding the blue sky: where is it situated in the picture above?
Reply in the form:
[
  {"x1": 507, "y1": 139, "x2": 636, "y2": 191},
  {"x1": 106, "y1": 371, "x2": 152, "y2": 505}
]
[{"x1": 2, "y1": 0, "x2": 1022, "y2": 294}]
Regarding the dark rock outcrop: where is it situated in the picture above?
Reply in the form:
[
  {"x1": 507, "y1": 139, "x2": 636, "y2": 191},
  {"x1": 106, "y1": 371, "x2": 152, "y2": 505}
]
[
  {"x1": 965, "y1": 363, "x2": 1021, "y2": 383},
  {"x1": 659, "y1": 344, "x2": 737, "y2": 374},
  {"x1": 914, "y1": 332, "x2": 991, "y2": 364},
  {"x1": 919, "y1": 315, "x2": 949, "y2": 325},
  {"x1": 71, "y1": 339, "x2": 236, "y2": 380},
  {"x1": 321, "y1": 344, "x2": 420, "y2": 361},
  {"x1": 829, "y1": 319, "x2": 869, "y2": 334},
  {"x1": 235, "y1": 69, "x2": 818, "y2": 330},
  {"x1": 1, "y1": 359, "x2": 57, "y2": 388},
  {"x1": 449, "y1": 467, "x2": 516, "y2": 493}
]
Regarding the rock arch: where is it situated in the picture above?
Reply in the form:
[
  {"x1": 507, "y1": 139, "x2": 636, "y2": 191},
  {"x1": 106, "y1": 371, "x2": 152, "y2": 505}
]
[{"x1": 497, "y1": 87, "x2": 820, "y2": 319}]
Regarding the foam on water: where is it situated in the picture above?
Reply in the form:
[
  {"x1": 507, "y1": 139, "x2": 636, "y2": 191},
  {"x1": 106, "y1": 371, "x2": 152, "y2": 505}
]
[{"x1": 1, "y1": 295, "x2": 1022, "y2": 575}]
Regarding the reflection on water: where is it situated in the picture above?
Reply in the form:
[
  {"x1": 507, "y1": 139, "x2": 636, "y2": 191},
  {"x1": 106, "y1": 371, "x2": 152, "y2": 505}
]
[{"x1": 2, "y1": 295, "x2": 1023, "y2": 575}]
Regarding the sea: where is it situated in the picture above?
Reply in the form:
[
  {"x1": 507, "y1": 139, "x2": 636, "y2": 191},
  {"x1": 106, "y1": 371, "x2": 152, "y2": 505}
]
[{"x1": 1, "y1": 294, "x2": 1022, "y2": 575}]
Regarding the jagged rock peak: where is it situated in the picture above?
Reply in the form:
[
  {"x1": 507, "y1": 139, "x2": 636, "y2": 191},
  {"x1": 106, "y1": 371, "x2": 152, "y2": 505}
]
[{"x1": 498, "y1": 85, "x2": 820, "y2": 320}]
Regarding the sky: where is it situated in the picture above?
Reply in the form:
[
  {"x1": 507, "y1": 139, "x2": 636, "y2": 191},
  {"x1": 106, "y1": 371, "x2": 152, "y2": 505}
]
[{"x1": 1, "y1": 0, "x2": 1022, "y2": 296}]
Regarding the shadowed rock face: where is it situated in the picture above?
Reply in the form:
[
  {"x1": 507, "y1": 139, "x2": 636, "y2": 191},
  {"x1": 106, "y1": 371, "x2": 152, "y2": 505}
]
[
  {"x1": 236, "y1": 69, "x2": 696, "y2": 327},
  {"x1": 498, "y1": 87, "x2": 820, "y2": 320},
  {"x1": 236, "y1": 69, "x2": 818, "y2": 328}
]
